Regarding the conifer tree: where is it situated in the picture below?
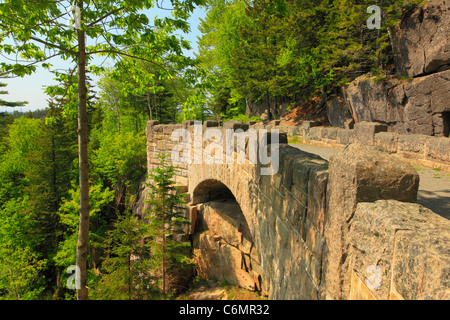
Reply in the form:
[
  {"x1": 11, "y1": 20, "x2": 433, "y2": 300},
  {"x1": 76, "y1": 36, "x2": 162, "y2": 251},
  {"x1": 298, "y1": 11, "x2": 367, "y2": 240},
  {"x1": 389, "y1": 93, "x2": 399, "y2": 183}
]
[
  {"x1": 145, "y1": 153, "x2": 192, "y2": 296},
  {"x1": 94, "y1": 206, "x2": 156, "y2": 300}
]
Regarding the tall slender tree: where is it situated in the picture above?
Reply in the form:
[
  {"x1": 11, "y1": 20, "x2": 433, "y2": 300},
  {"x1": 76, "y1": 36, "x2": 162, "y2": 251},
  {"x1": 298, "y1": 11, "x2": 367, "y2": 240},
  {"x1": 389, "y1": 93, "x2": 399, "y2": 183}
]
[
  {"x1": 0, "y1": 0, "x2": 203, "y2": 299},
  {"x1": 146, "y1": 154, "x2": 192, "y2": 295}
]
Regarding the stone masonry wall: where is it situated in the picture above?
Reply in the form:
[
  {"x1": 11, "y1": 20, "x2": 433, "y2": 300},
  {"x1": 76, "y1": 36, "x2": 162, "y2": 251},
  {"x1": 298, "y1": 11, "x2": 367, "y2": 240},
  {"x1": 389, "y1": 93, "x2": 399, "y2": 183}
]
[
  {"x1": 258, "y1": 120, "x2": 450, "y2": 170},
  {"x1": 145, "y1": 120, "x2": 449, "y2": 300}
]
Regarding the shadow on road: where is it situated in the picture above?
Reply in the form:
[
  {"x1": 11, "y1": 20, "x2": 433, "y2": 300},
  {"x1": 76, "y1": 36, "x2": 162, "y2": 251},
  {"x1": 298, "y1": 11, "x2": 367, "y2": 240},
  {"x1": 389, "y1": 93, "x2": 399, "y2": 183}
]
[{"x1": 418, "y1": 189, "x2": 450, "y2": 220}]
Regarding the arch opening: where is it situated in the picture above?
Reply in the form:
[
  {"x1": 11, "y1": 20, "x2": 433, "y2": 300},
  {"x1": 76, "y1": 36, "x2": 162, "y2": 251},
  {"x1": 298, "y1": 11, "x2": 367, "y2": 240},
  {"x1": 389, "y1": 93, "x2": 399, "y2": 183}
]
[
  {"x1": 190, "y1": 179, "x2": 264, "y2": 294},
  {"x1": 191, "y1": 179, "x2": 236, "y2": 205}
]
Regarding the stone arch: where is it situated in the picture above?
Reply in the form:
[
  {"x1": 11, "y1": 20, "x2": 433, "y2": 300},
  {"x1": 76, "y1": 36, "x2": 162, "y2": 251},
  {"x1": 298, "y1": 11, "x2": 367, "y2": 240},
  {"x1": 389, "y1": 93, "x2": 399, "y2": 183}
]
[
  {"x1": 191, "y1": 179, "x2": 236, "y2": 205},
  {"x1": 187, "y1": 162, "x2": 258, "y2": 239},
  {"x1": 189, "y1": 178, "x2": 264, "y2": 293}
]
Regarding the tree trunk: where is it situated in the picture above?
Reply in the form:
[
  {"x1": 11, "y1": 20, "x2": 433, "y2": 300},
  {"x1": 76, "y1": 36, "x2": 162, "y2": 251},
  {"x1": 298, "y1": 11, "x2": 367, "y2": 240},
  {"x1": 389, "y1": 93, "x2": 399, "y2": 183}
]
[
  {"x1": 154, "y1": 95, "x2": 158, "y2": 121},
  {"x1": 113, "y1": 96, "x2": 120, "y2": 134},
  {"x1": 162, "y1": 195, "x2": 166, "y2": 295},
  {"x1": 128, "y1": 253, "x2": 131, "y2": 300},
  {"x1": 146, "y1": 94, "x2": 153, "y2": 120},
  {"x1": 76, "y1": 1, "x2": 90, "y2": 300},
  {"x1": 266, "y1": 89, "x2": 272, "y2": 121},
  {"x1": 245, "y1": 98, "x2": 250, "y2": 117}
]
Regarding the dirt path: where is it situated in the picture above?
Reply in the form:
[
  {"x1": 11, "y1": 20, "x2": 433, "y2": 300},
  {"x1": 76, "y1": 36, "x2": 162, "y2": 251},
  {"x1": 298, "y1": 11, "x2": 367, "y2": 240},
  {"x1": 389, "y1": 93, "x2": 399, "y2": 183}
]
[{"x1": 290, "y1": 143, "x2": 450, "y2": 220}]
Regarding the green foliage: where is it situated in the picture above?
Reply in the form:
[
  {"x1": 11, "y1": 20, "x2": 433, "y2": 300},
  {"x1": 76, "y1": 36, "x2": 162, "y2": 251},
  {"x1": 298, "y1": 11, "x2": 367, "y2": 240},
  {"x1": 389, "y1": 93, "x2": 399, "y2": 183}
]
[
  {"x1": 145, "y1": 154, "x2": 193, "y2": 295},
  {"x1": 180, "y1": 89, "x2": 211, "y2": 121},
  {"x1": 54, "y1": 183, "x2": 115, "y2": 269},
  {"x1": 91, "y1": 130, "x2": 147, "y2": 189},
  {"x1": 93, "y1": 208, "x2": 158, "y2": 300},
  {"x1": 197, "y1": 0, "x2": 425, "y2": 118},
  {"x1": 0, "y1": 197, "x2": 46, "y2": 299}
]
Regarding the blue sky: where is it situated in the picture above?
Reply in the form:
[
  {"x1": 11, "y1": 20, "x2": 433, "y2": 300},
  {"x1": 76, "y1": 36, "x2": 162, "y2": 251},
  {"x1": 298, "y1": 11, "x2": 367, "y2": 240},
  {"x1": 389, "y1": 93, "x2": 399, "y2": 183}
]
[{"x1": 0, "y1": 5, "x2": 207, "y2": 113}]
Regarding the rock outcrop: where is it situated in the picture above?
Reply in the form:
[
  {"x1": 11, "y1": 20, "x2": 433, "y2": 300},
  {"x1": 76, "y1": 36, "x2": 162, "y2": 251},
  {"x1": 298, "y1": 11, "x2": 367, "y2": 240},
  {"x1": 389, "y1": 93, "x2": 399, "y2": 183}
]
[
  {"x1": 327, "y1": 0, "x2": 450, "y2": 137},
  {"x1": 390, "y1": 0, "x2": 450, "y2": 77},
  {"x1": 325, "y1": 94, "x2": 354, "y2": 129},
  {"x1": 345, "y1": 70, "x2": 450, "y2": 136},
  {"x1": 191, "y1": 200, "x2": 264, "y2": 293}
]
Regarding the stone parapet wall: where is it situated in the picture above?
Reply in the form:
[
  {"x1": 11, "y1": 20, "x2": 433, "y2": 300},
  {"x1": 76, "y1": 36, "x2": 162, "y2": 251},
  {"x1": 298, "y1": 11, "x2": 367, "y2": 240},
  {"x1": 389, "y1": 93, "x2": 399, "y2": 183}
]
[
  {"x1": 254, "y1": 120, "x2": 450, "y2": 170},
  {"x1": 146, "y1": 120, "x2": 189, "y2": 186}
]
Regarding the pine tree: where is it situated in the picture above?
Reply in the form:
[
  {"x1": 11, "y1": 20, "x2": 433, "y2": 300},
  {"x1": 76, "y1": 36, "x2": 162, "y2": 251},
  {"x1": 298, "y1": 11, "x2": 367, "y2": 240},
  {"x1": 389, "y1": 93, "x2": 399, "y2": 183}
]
[
  {"x1": 94, "y1": 206, "x2": 157, "y2": 300},
  {"x1": 145, "y1": 153, "x2": 192, "y2": 296}
]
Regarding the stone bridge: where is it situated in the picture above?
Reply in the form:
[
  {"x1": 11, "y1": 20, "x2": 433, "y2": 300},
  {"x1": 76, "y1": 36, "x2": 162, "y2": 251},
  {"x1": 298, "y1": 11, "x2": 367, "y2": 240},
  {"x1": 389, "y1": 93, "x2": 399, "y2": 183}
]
[{"x1": 145, "y1": 120, "x2": 449, "y2": 300}]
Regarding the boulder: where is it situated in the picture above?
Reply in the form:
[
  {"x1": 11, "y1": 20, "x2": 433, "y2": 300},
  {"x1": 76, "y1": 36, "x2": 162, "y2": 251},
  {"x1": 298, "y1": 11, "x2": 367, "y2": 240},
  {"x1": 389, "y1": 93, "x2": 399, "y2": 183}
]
[
  {"x1": 391, "y1": 0, "x2": 450, "y2": 77},
  {"x1": 349, "y1": 200, "x2": 450, "y2": 300}
]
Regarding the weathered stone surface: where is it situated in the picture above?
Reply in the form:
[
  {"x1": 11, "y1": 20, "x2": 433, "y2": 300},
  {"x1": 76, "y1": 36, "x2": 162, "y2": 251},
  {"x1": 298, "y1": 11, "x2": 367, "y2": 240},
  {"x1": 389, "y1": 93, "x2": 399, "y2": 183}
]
[
  {"x1": 146, "y1": 120, "x2": 449, "y2": 300},
  {"x1": 193, "y1": 231, "x2": 256, "y2": 291},
  {"x1": 277, "y1": 145, "x2": 309, "y2": 189},
  {"x1": 286, "y1": 125, "x2": 301, "y2": 137},
  {"x1": 292, "y1": 153, "x2": 328, "y2": 194},
  {"x1": 354, "y1": 122, "x2": 388, "y2": 145},
  {"x1": 345, "y1": 70, "x2": 450, "y2": 136},
  {"x1": 336, "y1": 128, "x2": 355, "y2": 145},
  {"x1": 203, "y1": 120, "x2": 219, "y2": 128},
  {"x1": 346, "y1": 75, "x2": 401, "y2": 124},
  {"x1": 260, "y1": 110, "x2": 269, "y2": 122},
  {"x1": 374, "y1": 132, "x2": 399, "y2": 153},
  {"x1": 306, "y1": 168, "x2": 328, "y2": 236},
  {"x1": 398, "y1": 134, "x2": 430, "y2": 155},
  {"x1": 321, "y1": 127, "x2": 338, "y2": 140},
  {"x1": 402, "y1": 69, "x2": 450, "y2": 135},
  {"x1": 426, "y1": 136, "x2": 450, "y2": 162},
  {"x1": 324, "y1": 143, "x2": 420, "y2": 299},
  {"x1": 223, "y1": 120, "x2": 249, "y2": 131},
  {"x1": 349, "y1": 200, "x2": 450, "y2": 300},
  {"x1": 326, "y1": 95, "x2": 354, "y2": 129},
  {"x1": 203, "y1": 201, "x2": 251, "y2": 247},
  {"x1": 391, "y1": 0, "x2": 450, "y2": 77},
  {"x1": 187, "y1": 284, "x2": 227, "y2": 300},
  {"x1": 188, "y1": 205, "x2": 198, "y2": 235},
  {"x1": 302, "y1": 120, "x2": 321, "y2": 130}
]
